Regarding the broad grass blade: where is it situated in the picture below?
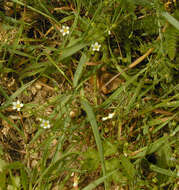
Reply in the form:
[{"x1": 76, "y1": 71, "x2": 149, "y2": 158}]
[
  {"x1": 162, "y1": 12, "x2": 179, "y2": 30},
  {"x1": 81, "y1": 99, "x2": 106, "y2": 187}
]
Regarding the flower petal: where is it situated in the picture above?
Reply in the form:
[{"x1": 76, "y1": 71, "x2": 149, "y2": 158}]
[
  {"x1": 12, "y1": 102, "x2": 17, "y2": 106},
  {"x1": 13, "y1": 106, "x2": 16, "y2": 110},
  {"x1": 108, "y1": 113, "x2": 115, "y2": 119},
  {"x1": 102, "y1": 117, "x2": 108, "y2": 121}
]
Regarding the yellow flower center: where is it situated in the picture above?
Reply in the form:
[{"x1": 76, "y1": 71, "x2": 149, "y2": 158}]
[
  {"x1": 44, "y1": 122, "x2": 48, "y2": 127},
  {"x1": 64, "y1": 28, "x2": 68, "y2": 33},
  {"x1": 16, "y1": 104, "x2": 21, "y2": 108}
]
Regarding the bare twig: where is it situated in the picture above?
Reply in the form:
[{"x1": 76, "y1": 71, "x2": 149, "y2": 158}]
[{"x1": 104, "y1": 24, "x2": 167, "y2": 88}]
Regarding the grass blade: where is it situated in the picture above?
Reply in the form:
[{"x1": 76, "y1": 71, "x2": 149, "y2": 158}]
[
  {"x1": 0, "y1": 79, "x2": 36, "y2": 111},
  {"x1": 81, "y1": 99, "x2": 106, "y2": 188},
  {"x1": 120, "y1": 155, "x2": 136, "y2": 180},
  {"x1": 82, "y1": 169, "x2": 118, "y2": 190},
  {"x1": 150, "y1": 164, "x2": 178, "y2": 177},
  {"x1": 59, "y1": 41, "x2": 89, "y2": 61},
  {"x1": 161, "y1": 12, "x2": 179, "y2": 30},
  {"x1": 0, "y1": 113, "x2": 24, "y2": 137},
  {"x1": 46, "y1": 54, "x2": 72, "y2": 85},
  {"x1": 131, "y1": 136, "x2": 169, "y2": 159},
  {"x1": 100, "y1": 68, "x2": 147, "y2": 107},
  {"x1": 35, "y1": 152, "x2": 77, "y2": 185},
  {"x1": 73, "y1": 53, "x2": 88, "y2": 87}
]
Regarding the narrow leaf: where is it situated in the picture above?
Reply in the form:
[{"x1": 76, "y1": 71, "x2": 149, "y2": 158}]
[
  {"x1": 150, "y1": 164, "x2": 178, "y2": 177},
  {"x1": 59, "y1": 42, "x2": 88, "y2": 61},
  {"x1": 120, "y1": 155, "x2": 136, "y2": 180},
  {"x1": 162, "y1": 12, "x2": 179, "y2": 30},
  {"x1": 82, "y1": 169, "x2": 118, "y2": 190},
  {"x1": 81, "y1": 99, "x2": 106, "y2": 183},
  {"x1": 73, "y1": 53, "x2": 88, "y2": 87}
]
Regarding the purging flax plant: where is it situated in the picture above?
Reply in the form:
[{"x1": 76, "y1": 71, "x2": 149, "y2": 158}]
[{"x1": 0, "y1": 0, "x2": 179, "y2": 189}]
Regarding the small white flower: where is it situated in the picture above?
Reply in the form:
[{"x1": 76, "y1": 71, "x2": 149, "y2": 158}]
[
  {"x1": 102, "y1": 112, "x2": 115, "y2": 121},
  {"x1": 12, "y1": 100, "x2": 23, "y2": 111},
  {"x1": 91, "y1": 42, "x2": 101, "y2": 51},
  {"x1": 108, "y1": 112, "x2": 115, "y2": 119},
  {"x1": 40, "y1": 119, "x2": 51, "y2": 129},
  {"x1": 108, "y1": 30, "x2": 111, "y2": 35},
  {"x1": 102, "y1": 116, "x2": 108, "y2": 121},
  {"x1": 60, "y1": 25, "x2": 70, "y2": 36}
]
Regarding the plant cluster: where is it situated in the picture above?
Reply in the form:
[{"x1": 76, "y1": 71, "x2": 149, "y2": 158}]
[{"x1": 0, "y1": 0, "x2": 179, "y2": 189}]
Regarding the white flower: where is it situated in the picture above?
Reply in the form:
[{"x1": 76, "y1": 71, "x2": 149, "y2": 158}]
[
  {"x1": 108, "y1": 112, "x2": 115, "y2": 119},
  {"x1": 12, "y1": 100, "x2": 23, "y2": 111},
  {"x1": 108, "y1": 30, "x2": 111, "y2": 35},
  {"x1": 40, "y1": 119, "x2": 51, "y2": 129},
  {"x1": 102, "y1": 116, "x2": 108, "y2": 121},
  {"x1": 91, "y1": 42, "x2": 101, "y2": 51},
  {"x1": 60, "y1": 25, "x2": 70, "y2": 36},
  {"x1": 102, "y1": 112, "x2": 115, "y2": 121}
]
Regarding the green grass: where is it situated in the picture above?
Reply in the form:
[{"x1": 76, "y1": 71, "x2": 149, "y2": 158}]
[{"x1": 0, "y1": 0, "x2": 179, "y2": 189}]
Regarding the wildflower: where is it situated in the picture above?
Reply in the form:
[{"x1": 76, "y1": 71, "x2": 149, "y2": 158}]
[
  {"x1": 108, "y1": 112, "x2": 115, "y2": 119},
  {"x1": 102, "y1": 116, "x2": 108, "y2": 121},
  {"x1": 40, "y1": 119, "x2": 51, "y2": 129},
  {"x1": 91, "y1": 42, "x2": 101, "y2": 51},
  {"x1": 102, "y1": 112, "x2": 115, "y2": 121},
  {"x1": 12, "y1": 100, "x2": 23, "y2": 111},
  {"x1": 60, "y1": 25, "x2": 70, "y2": 36},
  {"x1": 108, "y1": 30, "x2": 111, "y2": 35}
]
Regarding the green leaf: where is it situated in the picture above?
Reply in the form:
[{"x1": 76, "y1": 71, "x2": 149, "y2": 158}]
[
  {"x1": 82, "y1": 148, "x2": 100, "y2": 171},
  {"x1": 100, "y1": 68, "x2": 147, "y2": 107},
  {"x1": 82, "y1": 158, "x2": 100, "y2": 172},
  {"x1": 150, "y1": 164, "x2": 178, "y2": 177},
  {"x1": 35, "y1": 152, "x2": 77, "y2": 185},
  {"x1": 73, "y1": 53, "x2": 88, "y2": 87},
  {"x1": 59, "y1": 41, "x2": 89, "y2": 61},
  {"x1": 82, "y1": 169, "x2": 118, "y2": 190},
  {"x1": 0, "y1": 113, "x2": 24, "y2": 137},
  {"x1": 131, "y1": 136, "x2": 169, "y2": 159},
  {"x1": 0, "y1": 79, "x2": 36, "y2": 111},
  {"x1": 0, "y1": 172, "x2": 6, "y2": 189},
  {"x1": 6, "y1": 162, "x2": 24, "y2": 170},
  {"x1": 120, "y1": 155, "x2": 136, "y2": 180},
  {"x1": 0, "y1": 86, "x2": 9, "y2": 100},
  {"x1": 103, "y1": 141, "x2": 118, "y2": 157},
  {"x1": 0, "y1": 159, "x2": 7, "y2": 172},
  {"x1": 20, "y1": 168, "x2": 28, "y2": 190},
  {"x1": 105, "y1": 158, "x2": 120, "y2": 172},
  {"x1": 11, "y1": 0, "x2": 58, "y2": 24},
  {"x1": 81, "y1": 99, "x2": 106, "y2": 185},
  {"x1": 46, "y1": 54, "x2": 72, "y2": 85},
  {"x1": 29, "y1": 129, "x2": 44, "y2": 145},
  {"x1": 161, "y1": 12, "x2": 179, "y2": 31}
]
